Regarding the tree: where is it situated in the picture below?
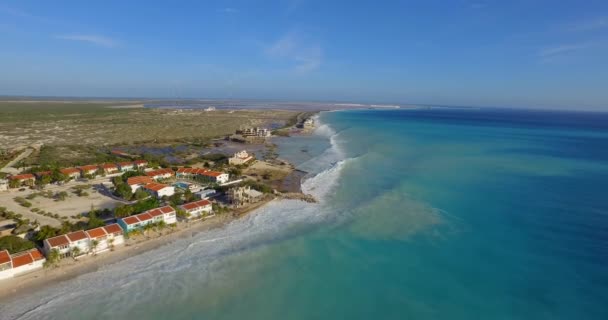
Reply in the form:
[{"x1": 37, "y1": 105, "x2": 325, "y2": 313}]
[
  {"x1": 35, "y1": 225, "x2": 58, "y2": 241},
  {"x1": 115, "y1": 183, "x2": 133, "y2": 200},
  {"x1": 51, "y1": 170, "x2": 67, "y2": 183},
  {"x1": 175, "y1": 208, "x2": 189, "y2": 220},
  {"x1": 0, "y1": 236, "x2": 35, "y2": 254},
  {"x1": 9, "y1": 179, "x2": 20, "y2": 188},
  {"x1": 55, "y1": 191, "x2": 68, "y2": 201},
  {"x1": 108, "y1": 238, "x2": 115, "y2": 251},
  {"x1": 183, "y1": 189, "x2": 194, "y2": 203},
  {"x1": 90, "y1": 239, "x2": 99, "y2": 255},
  {"x1": 71, "y1": 246, "x2": 81, "y2": 258},
  {"x1": 43, "y1": 249, "x2": 60, "y2": 268},
  {"x1": 134, "y1": 188, "x2": 149, "y2": 200},
  {"x1": 114, "y1": 204, "x2": 134, "y2": 218},
  {"x1": 87, "y1": 210, "x2": 105, "y2": 229},
  {"x1": 169, "y1": 192, "x2": 183, "y2": 206}
]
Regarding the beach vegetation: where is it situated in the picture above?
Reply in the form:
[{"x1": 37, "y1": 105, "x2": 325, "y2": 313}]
[
  {"x1": 0, "y1": 235, "x2": 35, "y2": 254},
  {"x1": 43, "y1": 249, "x2": 60, "y2": 268}
]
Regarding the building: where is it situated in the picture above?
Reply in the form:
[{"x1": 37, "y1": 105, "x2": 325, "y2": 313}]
[
  {"x1": 180, "y1": 199, "x2": 213, "y2": 219},
  {"x1": 227, "y1": 186, "x2": 263, "y2": 207},
  {"x1": 126, "y1": 176, "x2": 154, "y2": 193},
  {"x1": 176, "y1": 168, "x2": 229, "y2": 184},
  {"x1": 0, "y1": 249, "x2": 45, "y2": 280},
  {"x1": 60, "y1": 168, "x2": 81, "y2": 180},
  {"x1": 117, "y1": 206, "x2": 177, "y2": 233},
  {"x1": 101, "y1": 163, "x2": 120, "y2": 174},
  {"x1": 34, "y1": 171, "x2": 52, "y2": 180},
  {"x1": 303, "y1": 118, "x2": 315, "y2": 129},
  {"x1": 238, "y1": 127, "x2": 271, "y2": 138},
  {"x1": 133, "y1": 159, "x2": 148, "y2": 169},
  {"x1": 43, "y1": 224, "x2": 125, "y2": 259},
  {"x1": 8, "y1": 174, "x2": 35, "y2": 187},
  {"x1": 195, "y1": 189, "x2": 216, "y2": 199},
  {"x1": 228, "y1": 150, "x2": 254, "y2": 165},
  {"x1": 142, "y1": 182, "x2": 175, "y2": 198},
  {"x1": 78, "y1": 165, "x2": 99, "y2": 177},
  {"x1": 145, "y1": 168, "x2": 174, "y2": 180},
  {"x1": 117, "y1": 162, "x2": 135, "y2": 172},
  {"x1": 0, "y1": 179, "x2": 8, "y2": 192}
]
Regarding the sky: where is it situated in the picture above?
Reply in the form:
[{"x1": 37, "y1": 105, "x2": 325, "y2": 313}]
[{"x1": 0, "y1": 0, "x2": 607, "y2": 109}]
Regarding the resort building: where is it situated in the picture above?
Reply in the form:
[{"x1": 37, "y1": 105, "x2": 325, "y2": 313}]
[
  {"x1": 180, "y1": 199, "x2": 213, "y2": 219},
  {"x1": 0, "y1": 179, "x2": 8, "y2": 192},
  {"x1": 117, "y1": 162, "x2": 135, "y2": 172},
  {"x1": 117, "y1": 206, "x2": 177, "y2": 233},
  {"x1": 195, "y1": 189, "x2": 216, "y2": 199},
  {"x1": 145, "y1": 168, "x2": 175, "y2": 180},
  {"x1": 228, "y1": 150, "x2": 254, "y2": 165},
  {"x1": 142, "y1": 182, "x2": 175, "y2": 198},
  {"x1": 133, "y1": 159, "x2": 148, "y2": 169},
  {"x1": 101, "y1": 163, "x2": 120, "y2": 174},
  {"x1": 176, "y1": 168, "x2": 229, "y2": 184},
  {"x1": 8, "y1": 174, "x2": 35, "y2": 187},
  {"x1": 43, "y1": 224, "x2": 125, "y2": 259},
  {"x1": 78, "y1": 165, "x2": 99, "y2": 177},
  {"x1": 0, "y1": 249, "x2": 46, "y2": 280},
  {"x1": 238, "y1": 127, "x2": 271, "y2": 137},
  {"x1": 227, "y1": 186, "x2": 264, "y2": 207},
  {"x1": 60, "y1": 168, "x2": 81, "y2": 180},
  {"x1": 126, "y1": 176, "x2": 154, "y2": 193}
]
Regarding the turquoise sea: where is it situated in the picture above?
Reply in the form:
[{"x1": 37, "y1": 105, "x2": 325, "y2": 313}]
[{"x1": 3, "y1": 108, "x2": 608, "y2": 319}]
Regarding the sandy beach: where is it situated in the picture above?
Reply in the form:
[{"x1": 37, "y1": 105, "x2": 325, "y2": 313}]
[{"x1": 0, "y1": 198, "x2": 275, "y2": 301}]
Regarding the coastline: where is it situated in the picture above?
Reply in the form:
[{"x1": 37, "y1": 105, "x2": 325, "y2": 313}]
[{"x1": 0, "y1": 198, "x2": 275, "y2": 301}]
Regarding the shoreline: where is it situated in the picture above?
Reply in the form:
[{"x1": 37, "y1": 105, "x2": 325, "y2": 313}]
[{"x1": 0, "y1": 197, "x2": 276, "y2": 301}]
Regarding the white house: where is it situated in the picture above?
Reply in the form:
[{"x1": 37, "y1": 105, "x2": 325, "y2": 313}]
[
  {"x1": 43, "y1": 224, "x2": 125, "y2": 259},
  {"x1": 0, "y1": 179, "x2": 8, "y2": 192},
  {"x1": 195, "y1": 189, "x2": 216, "y2": 199},
  {"x1": 0, "y1": 249, "x2": 46, "y2": 280},
  {"x1": 228, "y1": 150, "x2": 254, "y2": 165},
  {"x1": 118, "y1": 206, "x2": 177, "y2": 232},
  {"x1": 8, "y1": 174, "x2": 35, "y2": 187},
  {"x1": 142, "y1": 182, "x2": 175, "y2": 198},
  {"x1": 180, "y1": 199, "x2": 213, "y2": 219},
  {"x1": 117, "y1": 162, "x2": 135, "y2": 172},
  {"x1": 101, "y1": 163, "x2": 120, "y2": 174},
  {"x1": 133, "y1": 159, "x2": 148, "y2": 169},
  {"x1": 77, "y1": 165, "x2": 99, "y2": 177},
  {"x1": 60, "y1": 168, "x2": 81, "y2": 180},
  {"x1": 145, "y1": 168, "x2": 174, "y2": 180},
  {"x1": 127, "y1": 176, "x2": 154, "y2": 193},
  {"x1": 176, "y1": 168, "x2": 229, "y2": 184}
]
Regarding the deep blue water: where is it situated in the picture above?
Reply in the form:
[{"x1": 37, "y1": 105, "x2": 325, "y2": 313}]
[{"x1": 3, "y1": 107, "x2": 608, "y2": 320}]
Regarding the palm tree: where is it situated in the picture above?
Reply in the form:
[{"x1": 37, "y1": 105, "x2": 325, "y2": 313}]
[
  {"x1": 43, "y1": 249, "x2": 60, "y2": 269},
  {"x1": 71, "y1": 246, "x2": 81, "y2": 259},
  {"x1": 108, "y1": 238, "x2": 115, "y2": 251},
  {"x1": 90, "y1": 239, "x2": 99, "y2": 255}
]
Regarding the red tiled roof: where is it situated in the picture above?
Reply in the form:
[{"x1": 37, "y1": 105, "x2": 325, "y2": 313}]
[
  {"x1": 159, "y1": 206, "x2": 175, "y2": 214},
  {"x1": 66, "y1": 230, "x2": 87, "y2": 242},
  {"x1": 118, "y1": 162, "x2": 133, "y2": 167},
  {"x1": 181, "y1": 199, "x2": 211, "y2": 211},
  {"x1": 137, "y1": 212, "x2": 153, "y2": 222},
  {"x1": 102, "y1": 163, "x2": 118, "y2": 169},
  {"x1": 10, "y1": 253, "x2": 33, "y2": 268},
  {"x1": 78, "y1": 165, "x2": 99, "y2": 171},
  {"x1": 60, "y1": 168, "x2": 80, "y2": 175},
  {"x1": 143, "y1": 182, "x2": 170, "y2": 192},
  {"x1": 122, "y1": 216, "x2": 140, "y2": 225},
  {"x1": 0, "y1": 250, "x2": 10, "y2": 265},
  {"x1": 148, "y1": 208, "x2": 163, "y2": 217},
  {"x1": 85, "y1": 227, "x2": 107, "y2": 239},
  {"x1": 145, "y1": 168, "x2": 174, "y2": 177},
  {"x1": 9, "y1": 174, "x2": 35, "y2": 180},
  {"x1": 46, "y1": 235, "x2": 70, "y2": 248},
  {"x1": 103, "y1": 224, "x2": 123, "y2": 235},
  {"x1": 35, "y1": 171, "x2": 52, "y2": 177},
  {"x1": 28, "y1": 249, "x2": 44, "y2": 261},
  {"x1": 127, "y1": 176, "x2": 154, "y2": 185},
  {"x1": 176, "y1": 167, "x2": 224, "y2": 178}
]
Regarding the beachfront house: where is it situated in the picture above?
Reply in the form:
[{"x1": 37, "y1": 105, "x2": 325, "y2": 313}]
[
  {"x1": 133, "y1": 159, "x2": 148, "y2": 169},
  {"x1": 127, "y1": 176, "x2": 154, "y2": 193},
  {"x1": 60, "y1": 168, "x2": 81, "y2": 180},
  {"x1": 101, "y1": 163, "x2": 120, "y2": 174},
  {"x1": 43, "y1": 224, "x2": 125, "y2": 259},
  {"x1": 142, "y1": 182, "x2": 175, "y2": 198},
  {"x1": 145, "y1": 168, "x2": 174, "y2": 180},
  {"x1": 8, "y1": 174, "x2": 35, "y2": 187},
  {"x1": 118, "y1": 206, "x2": 177, "y2": 233},
  {"x1": 0, "y1": 249, "x2": 45, "y2": 280},
  {"x1": 176, "y1": 168, "x2": 229, "y2": 184},
  {"x1": 0, "y1": 179, "x2": 8, "y2": 192},
  {"x1": 228, "y1": 150, "x2": 254, "y2": 165},
  {"x1": 117, "y1": 162, "x2": 135, "y2": 172},
  {"x1": 179, "y1": 199, "x2": 213, "y2": 219},
  {"x1": 78, "y1": 165, "x2": 99, "y2": 177},
  {"x1": 227, "y1": 186, "x2": 263, "y2": 207}
]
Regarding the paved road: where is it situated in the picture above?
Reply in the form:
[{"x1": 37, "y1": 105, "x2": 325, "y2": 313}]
[{"x1": 0, "y1": 148, "x2": 33, "y2": 174}]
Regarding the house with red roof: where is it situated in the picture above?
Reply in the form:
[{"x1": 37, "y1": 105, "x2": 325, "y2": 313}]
[
  {"x1": 133, "y1": 159, "x2": 148, "y2": 169},
  {"x1": 60, "y1": 168, "x2": 81, "y2": 180},
  {"x1": 176, "y1": 167, "x2": 229, "y2": 184},
  {"x1": 142, "y1": 182, "x2": 175, "y2": 198},
  {"x1": 145, "y1": 168, "x2": 174, "y2": 180},
  {"x1": 126, "y1": 176, "x2": 154, "y2": 193},
  {"x1": 8, "y1": 174, "x2": 35, "y2": 187},
  {"x1": 78, "y1": 165, "x2": 99, "y2": 177},
  {"x1": 179, "y1": 199, "x2": 213, "y2": 219},
  {"x1": 117, "y1": 161, "x2": 135, "y2": 172},
  {"x1": 0, "y1": 248, "x2": 46, "y2": 280},
  {"x1": 118, "y1": 206, "x2": 177, "y2": 233},
  {"x1": 43, "y1": 224, "x2": 125, "y2": 259},
  {"x1": 101, "y1": 163, "x2": 120, "y2": 174}
]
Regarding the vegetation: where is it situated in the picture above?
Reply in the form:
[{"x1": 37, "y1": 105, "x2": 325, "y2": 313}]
[
  {"x1": 43, "y1": 249, "x2": 60, "y2": 268},
  {"x1": 0, "y1": 235, "x2": 35, "y2": 254}
]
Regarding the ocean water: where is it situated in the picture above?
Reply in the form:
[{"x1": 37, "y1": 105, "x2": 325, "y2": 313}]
[{"x1": 3, "y1": 108, "x2": 608, "y2": 319}]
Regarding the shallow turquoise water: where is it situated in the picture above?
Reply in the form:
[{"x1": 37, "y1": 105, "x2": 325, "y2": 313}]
[{"x1": 3, "y1": 108, "x2": 608, "y2": 319}]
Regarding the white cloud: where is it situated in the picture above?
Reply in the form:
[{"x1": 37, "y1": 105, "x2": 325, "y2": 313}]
[
  {"x1": 265, "y1": 33, "x2": 322, "y2": 73},
  {"x1": 538, "y1": 43, "x2": 588, "y2": 57},
  {"x1": 54, "y1": 34, "x2": 118, "y2": 47}
]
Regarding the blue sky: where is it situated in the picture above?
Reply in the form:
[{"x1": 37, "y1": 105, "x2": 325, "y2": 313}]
[{"x1": 0, "y1": 0, "x2": 607, "y2": 109}]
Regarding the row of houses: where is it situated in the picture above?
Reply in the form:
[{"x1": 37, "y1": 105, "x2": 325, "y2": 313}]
[
  {"x1": 0, "y1": 248, "x2": 46, "y2": 280},
  {"x1": 6, "y1": 160, "x2": 149, "y2": 187},
  {"x1": 43, "y1": 224, "x2": 125, "y2": 258},
  {"x1": 179, "y1": 199, "x2": 213, "y2": 218},
  {"x1": 176, "y1": 168, "x2": 230, "y2": 184},
  {"x1": 117, "y1": 206, "x2": 177, "y2": 232}
]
